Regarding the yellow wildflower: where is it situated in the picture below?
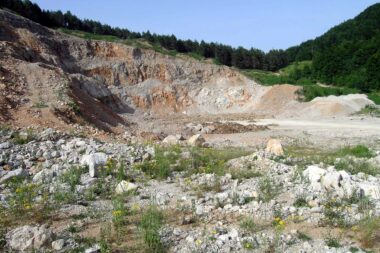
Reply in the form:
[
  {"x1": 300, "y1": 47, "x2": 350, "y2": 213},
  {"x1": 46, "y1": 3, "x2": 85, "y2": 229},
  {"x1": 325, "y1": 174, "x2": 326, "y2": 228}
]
[
  {"x1": 195, "y1": 239, "x2": 202, "y2": 246},
  {"x1": 112, "y1": 210, "x2": 122, "y2": 217}
]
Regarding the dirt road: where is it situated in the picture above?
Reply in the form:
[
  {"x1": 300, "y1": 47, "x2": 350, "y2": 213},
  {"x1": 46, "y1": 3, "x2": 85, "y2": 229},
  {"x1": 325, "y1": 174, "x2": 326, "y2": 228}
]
[{"x1": 206, "y1": 116, "x2": 380, "y2": 149}]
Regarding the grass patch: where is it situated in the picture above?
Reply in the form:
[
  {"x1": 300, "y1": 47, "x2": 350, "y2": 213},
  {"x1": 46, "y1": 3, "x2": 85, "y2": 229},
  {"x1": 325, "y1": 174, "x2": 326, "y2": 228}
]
[
  {"x1": 1, "y1": 178, "x2": 55, "y2": 228},
  {"x1": 241, "y1": 61, "x2": 370, "y2": 102},
  {"x1": 241, "y1": 61, "x2": 316, "y2": 86},
  {"x1": 241, "y1": 69, "x2": 297, "y2": 86},
  {"x1": 335, "y1": 158, "x2": 379, "y2": 176},
  {"x1": 258, "y1": 176, "x2": 281, "y2": 202},
  {"x1": 283, "y1": 144, "x2": 375, "y2": 170},
  {"x1": 60, "y1": 165, "x2": 87, "y2": 191},
  {"x1": 296, "y1": 231, "x2": 312, "y2": 241},
  {"x1": 32, "y1": 101, "x2": 48, "y2": 108},
  {"x1": 239, "y1": 217, "x2": 258, "y2": 233},
  {"x1": 280, "y1": 61, "x2": 312, "y2": 75},
  {"x1": 324, "y1": 233, "x2": 342, "y2": 248},
  {"x1": 357, "y1": 216, "x2": 380, "y2": 248},
  {"x1": 58, "y1": 28, "x2": 120, "y2": 42},
  {"x1": 140, "y1": 204, "x2": 166, "y2": 253},
  {"x1": 297, "y1": 85, "x2": 358, "y2": 102},
  {"x1": 293, "y1": 195, "x2": 310, "y2": 208},
  {"x1": 321, "y1": 191, "x2": 374, "y2": 228},
  {"x1": 134, "y1": 146, "x2": 250, "y2": 180},
  {"x1": 11, "y1": 129, "x2": 36, "y2": 145},
  {"x1": 230, "y1": 168, "x2": 262, "y2": 181},
  {"x1": 68, "y1": 100, "x2": 81, "y2": 115},
  {"x1": 336, "y1": 145, "x2": 373, "y2": 158},
  {"x1": 355, "y1": 105, "x2": 380, "y2": 117}
]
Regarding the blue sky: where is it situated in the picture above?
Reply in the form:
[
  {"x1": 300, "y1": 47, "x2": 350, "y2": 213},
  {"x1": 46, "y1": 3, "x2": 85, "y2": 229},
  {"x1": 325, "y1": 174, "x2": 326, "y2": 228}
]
[{"x1": 32, "y1": 0, "x2": 379, "y2": 52}]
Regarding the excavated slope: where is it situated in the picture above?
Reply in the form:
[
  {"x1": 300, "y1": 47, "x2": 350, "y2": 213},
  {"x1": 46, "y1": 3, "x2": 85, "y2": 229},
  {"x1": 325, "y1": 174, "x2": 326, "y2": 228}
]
[{"x1": 0, "y1": 9, "x2": 374, "y2": 132}]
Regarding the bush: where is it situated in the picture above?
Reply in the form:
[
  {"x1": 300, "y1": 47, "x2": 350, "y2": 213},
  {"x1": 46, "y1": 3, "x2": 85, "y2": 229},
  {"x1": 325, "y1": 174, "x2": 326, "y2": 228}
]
[
  {"x1": 134, "y1": 146, "x2": 250, "y2": 180},
  {"x1": 368, "y1": 92, "x2": 380, "y2": 105},
  {"x1": 258, "y1": 176, "x2": 280, "y2": 202},
  {"x1": 239, "y1": 217, "x2": 257, "y2": 233},
  {"x1": 356, "y1": 105, "x2": 380, "y2": 117},
  {"x1": 357, "y1": 216, "x2": 380, "y2": 248},
  {"x1": 337, "y1": 145, "x2": 373, "y2": 158},
  {"x1": 335, "y1": 158, "x2": 379, "y2": 176},
  {"x1": 11, "y1": 129, "x2": 36, "y2": 145},
  {"x1": 60, "y1": 166, "x2": 87, "y2": 191},
  {"x1": 324, "y1": 233, "x2": 342, "y2": 248}
]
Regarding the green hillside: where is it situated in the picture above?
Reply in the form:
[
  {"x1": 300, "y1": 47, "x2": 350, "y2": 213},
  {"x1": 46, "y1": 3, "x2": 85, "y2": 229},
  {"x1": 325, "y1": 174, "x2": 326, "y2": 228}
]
[{"x1": 286, "y1": 3, "x2": 380, "y2": 92}]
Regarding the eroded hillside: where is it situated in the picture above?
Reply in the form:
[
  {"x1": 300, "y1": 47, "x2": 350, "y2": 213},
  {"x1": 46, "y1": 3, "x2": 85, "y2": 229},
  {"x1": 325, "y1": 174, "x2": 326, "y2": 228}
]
[{"x1": 1, "y1": 9, "x2": 374, "y2": 138}]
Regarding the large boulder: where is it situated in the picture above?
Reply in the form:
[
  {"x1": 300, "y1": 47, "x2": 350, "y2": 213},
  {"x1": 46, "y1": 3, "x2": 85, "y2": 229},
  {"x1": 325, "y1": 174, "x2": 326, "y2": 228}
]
[
  {"x1": 0, "y1": 168, "x2": 28, "y2": 184},
  {"x1": 265, "y1": 139, "x2": 284, "y2": 156},
  {"x1": 321, "y1": 168, "x2": 355, "y2": 196},
  {"x1": 0, "y1": 141, "x2": 11, "y2": 149},
  {"x1": 162, "y1": 135, "x2": 181, "y2": 145},
  {"x1": 6, "y1": 225, "x2": 53, "y2": 251},
  {"x1": 80, "y1": 153, "x2": 108, "y2": 177},
  {"x1": 187, "y1": 134, "x2": 205, "y2": 147},
  {"x1": 358, "y1": 182, "x2": 380, "y2": 200},
  {"x1": 302, "y1": 166, "x2": 326, "y2": 191},
  {"x1": 115, "y1": 181, "x2": 138, "y2": 194}
]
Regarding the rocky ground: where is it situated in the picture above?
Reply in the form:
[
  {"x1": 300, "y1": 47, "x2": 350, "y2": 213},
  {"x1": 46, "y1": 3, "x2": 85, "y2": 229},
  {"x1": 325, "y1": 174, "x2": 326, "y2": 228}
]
[{"x1": 1, "y1": 126, "x2": 380, "y2": 253}]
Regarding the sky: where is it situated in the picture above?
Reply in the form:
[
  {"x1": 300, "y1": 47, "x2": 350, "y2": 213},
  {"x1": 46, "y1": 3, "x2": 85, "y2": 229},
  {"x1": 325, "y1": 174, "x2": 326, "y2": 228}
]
[{"x1": 32, "y1": 0, "x2": 379, "y2": 52}]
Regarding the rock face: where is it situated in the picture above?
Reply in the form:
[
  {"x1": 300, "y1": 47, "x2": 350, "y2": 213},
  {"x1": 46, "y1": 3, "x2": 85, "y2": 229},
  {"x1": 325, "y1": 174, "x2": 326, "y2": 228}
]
[
  {"x1": 0, "y1": 9, "x2": 373, "y2": 133},
  {"x1": 0, "y1": 8, "x2": 258, "y2": 128},
  {"x1": 6, "y1": 225, "x2": 53, "y2": 251},
  {"x1": 81, "y1": 153, "x2": 108, "y2": 177},
  {"x1": 265, "y1": 139, "x2": 284, "y2": 156}
]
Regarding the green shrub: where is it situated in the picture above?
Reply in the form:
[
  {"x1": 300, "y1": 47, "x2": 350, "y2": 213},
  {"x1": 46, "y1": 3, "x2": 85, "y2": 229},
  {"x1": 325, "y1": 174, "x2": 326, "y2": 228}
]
[
  {"x1": 32, "y1": 101, "x2": 48, "y2": 108},
  {"x1": 335, "y1": 158, "x2": 379, "y2": 176},
  {"x1": 134, "y1": 146, "x2": 249, "y2": 180},
  {"x1": 297, "y1": 231, "x2": 311, "y2": 241},
  {"x1": 239, "y1": 217, "x2": 257, "y2": 233},
  {"x1": 356, "y1": 105, "x2": 380, "y2": 117},
  {"x1": 337, "y1": 145, "x2": 373, "y2": 158},
  {"x1": 258, "y1": 176, "x2": 280, "y2": 202},
  {"x1": 324, "y1": 233, "x2": 342, "y2": 248},
  {"x1": 357, "y1": 216, "x2": 380, "y2": 248},
  {"x1": 11, "y1": 129, "x2": 36, "y2": 145},
  {"x1": 368, "y1": 92, "x2": 380, "y2": 105},
  {"x1": 293, "y1": 196, "x2": 310, "y2": 208},
  {"x1": 60, "y1": 166, "x2": 87, "y2": 191}
]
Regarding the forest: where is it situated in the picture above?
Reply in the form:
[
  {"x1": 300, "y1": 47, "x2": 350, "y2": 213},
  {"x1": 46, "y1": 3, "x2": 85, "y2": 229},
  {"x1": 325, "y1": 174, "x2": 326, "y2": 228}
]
[{"x1": 1, "y1": 0, "x2": 380, "y2": 92}]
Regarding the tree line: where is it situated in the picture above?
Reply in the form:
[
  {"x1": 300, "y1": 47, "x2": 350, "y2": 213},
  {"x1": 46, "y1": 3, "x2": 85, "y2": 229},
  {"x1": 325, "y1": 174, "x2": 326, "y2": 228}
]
[
  {"x1": 0, "y1": 0, "x2": 290, "y2": 71},
  {"x1": 2, "y1": 0, "x2": 379, "y2": 92}
]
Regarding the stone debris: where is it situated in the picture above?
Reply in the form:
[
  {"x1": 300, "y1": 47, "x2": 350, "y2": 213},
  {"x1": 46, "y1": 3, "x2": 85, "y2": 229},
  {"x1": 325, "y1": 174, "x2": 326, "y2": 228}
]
[
  {"x1": 265, "y1": 138, "x2": 284, "y2": 156},
  {"x1": 0, "y1": 127, "x2": 379, "y2": 252}
]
